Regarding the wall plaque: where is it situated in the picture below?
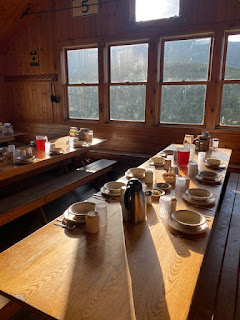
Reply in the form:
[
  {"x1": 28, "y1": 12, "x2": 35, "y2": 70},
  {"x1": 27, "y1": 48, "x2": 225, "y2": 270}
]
[{"x1": 72, "y1": 0, "x2": 99, "y2": 17}]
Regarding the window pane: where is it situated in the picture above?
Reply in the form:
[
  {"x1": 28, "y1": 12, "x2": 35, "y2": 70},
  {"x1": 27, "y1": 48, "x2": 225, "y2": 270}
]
[
  {"x1": 67, "y1": 48, "x2": 98, "y2": 84},
  {"x1": 220, "y1": 84, "x2": 240, "y2": 126},
  {"x1": 160, "y1": 85, "x2": 206, "y2": 124},
  {"x1": 110, "y1": 85, "x2": 145, "y2": 121},
  {"x1": 225, "y1": 34, "x2": 240, "y2": 80},
  {"x1": 136, "y1": 0, "x2": 179, "y2": 22},
  {"x1": 111, "y1": 44, "x2": 148, "y2": 83},
  {"x1": 68, "y1": 86, "x2": 99, "y2": 119},
  {"x1": 163, "y1": 38, "x2": 211, "y2": 82}
]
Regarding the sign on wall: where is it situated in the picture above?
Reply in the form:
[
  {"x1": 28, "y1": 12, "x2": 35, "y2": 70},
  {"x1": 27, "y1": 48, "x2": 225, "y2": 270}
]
[
  {"x1": 72, "y1": 0, "x2": 99, "y2": 17},
  {"x1": 30, "y1": 49, "x2": 39, "y2": 66}
]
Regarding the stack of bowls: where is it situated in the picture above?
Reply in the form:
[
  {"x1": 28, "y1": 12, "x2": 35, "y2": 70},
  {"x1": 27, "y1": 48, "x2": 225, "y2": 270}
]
[
  {"x1": 167, "y1": 209, "x2": 208, "y2": 234},
  {"x1": 64, "y1": 201, "x2": 95, "y2": 224},
  {"x1": 125, "y1": 168, "x2": 146, "y2": 179},
  {"x1": 101, "y1": 181, "x2": 126, "y2": 197},
  {"x1": 182, "y1": 188, "x2": 215, "y2": 206}
]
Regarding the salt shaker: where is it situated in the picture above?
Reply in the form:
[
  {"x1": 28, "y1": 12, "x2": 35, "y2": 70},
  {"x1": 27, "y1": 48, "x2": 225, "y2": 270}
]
[{"x1": 86, "y1": 211, "x2": 99, "y2": 233}]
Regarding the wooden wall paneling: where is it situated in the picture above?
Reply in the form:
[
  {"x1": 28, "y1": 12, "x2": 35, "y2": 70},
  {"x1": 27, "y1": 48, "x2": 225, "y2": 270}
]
[
  {"x1": 2, "y1": 0, "x2": 240, "y2": 165},
  {"x1": 204, "y1": 28, "x2": 225, "y2": 129}
]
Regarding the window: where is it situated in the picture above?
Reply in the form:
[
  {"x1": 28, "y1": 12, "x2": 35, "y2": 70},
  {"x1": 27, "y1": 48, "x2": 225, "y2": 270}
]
[
  {"x1": 135, "y1": 0, "x2": 180, "y2": 22},
  {"x1": 109, "y1": 43, "x2": 148, "y2": 122},
  {"x1": 220, "y1": 34, "x2": 240, "y2": 126},
  {"x1": 66, "y1": 47, "x2": 99, "y2": 119},
  {"x1": 159, "y1": 36, "x2": 212, "y2": 125}
]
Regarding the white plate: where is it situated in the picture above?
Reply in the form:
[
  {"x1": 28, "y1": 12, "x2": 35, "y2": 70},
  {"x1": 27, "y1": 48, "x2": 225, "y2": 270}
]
[
  {"x1": 182, "y1": 192, "x2": 216, "y2": 206},
  {"x1": 101, "y1": 186, "x2": 120, "y2": 197},
  {"x1": 195, "y1": 174, "x2": 222, "y2": 184},
  {"x1": 64, "y1": 209, "x2": 86, "y2": 224},
  {"x1": 167, "y1": 215, "x2": 208, "y2": 234},
  {"x1": 149, "y1": 161, "x2": 164, "y2": 167}
]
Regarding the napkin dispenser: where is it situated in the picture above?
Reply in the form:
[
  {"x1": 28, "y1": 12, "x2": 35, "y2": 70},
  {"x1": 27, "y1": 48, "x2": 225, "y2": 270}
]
[{"x1": 122, "y1": 178, "x2": 146, "y2": 224}]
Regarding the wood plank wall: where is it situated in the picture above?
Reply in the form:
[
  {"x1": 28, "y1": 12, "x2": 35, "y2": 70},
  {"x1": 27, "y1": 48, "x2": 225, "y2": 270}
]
[
  {"x1": 1, "y1": 0, "x2": 240, "y2": 163},
  {"x1": 0, "y1": 55, "x2": 11, "y2": 121}
]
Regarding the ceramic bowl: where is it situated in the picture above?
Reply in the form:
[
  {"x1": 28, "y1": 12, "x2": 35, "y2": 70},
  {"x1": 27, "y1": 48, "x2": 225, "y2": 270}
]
[
  {"x1": 172, "y1": 210, "x2": 206, "y2": 227},
  {"x1": 73, "y1": 141, "x2": 87, "y2": 148},
  {"x1": 199, "y1": 170, "x2": 219, "y2": 181},
  {"x1": 162, "y1": 172, "x2": 176, "y2": 184},
  {"x1": 149, "y1": 189, "x2": 165, "y2": 198},
  {"x1": 128, "y1": 168, "x2": 146, "y2": 178},
  {"x1": 206, "y1": 158, "x2": 221, "y2": 166},
  {"x1": 154, "y1": 182, "x2": 172, "y2": 191},
  {"x1": 68, "y1": 201, "x2": 95, "y2": 217},
  {"x1": 162, "y1": 149, "x2": 175, "y2": 156},
  {"x1": 150, "y1": 156, "x2": 165, "y2": 165},
  {"x1": 186, "y1": 188, "x2": 212, "y2": 201},
  {"x1": 104, "y1": 181, "x2": 125, "y2": 194}
]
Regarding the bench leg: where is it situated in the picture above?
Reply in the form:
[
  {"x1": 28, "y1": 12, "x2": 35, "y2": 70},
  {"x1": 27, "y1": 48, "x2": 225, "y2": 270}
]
[{"x1": 35, "y1": 207, "x2": 48, "y2": 225}]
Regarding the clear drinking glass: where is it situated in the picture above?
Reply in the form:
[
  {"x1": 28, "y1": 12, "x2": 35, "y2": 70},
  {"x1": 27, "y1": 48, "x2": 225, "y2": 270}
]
[
  {"x1": 159, "y1": 196, "x2": 172, "y2": 218},
  {"x1": 198, "y1": 152, "x2": 206, "y2": 165},
  {"x1": 188, "y1": 144, "x2": 196, "y2": 161},
  {"x1": 95, "y1": 203, "x2": 108, "y2": 227},
  {"x1": 212, "y1": 138, "x2": 219, "y2": 151},
  {"x1": 175, "y1": 177, "x2": 188, "y2": 196}
]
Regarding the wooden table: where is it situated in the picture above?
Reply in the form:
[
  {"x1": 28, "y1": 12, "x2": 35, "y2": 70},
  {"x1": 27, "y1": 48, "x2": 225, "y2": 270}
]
[
  {"x1": 0, "y1": 136, "x2": 106, "y2": 183},
  {"x1": 0, "y1": 145, "x2": 231, "y2": 320},
  {"x1": 121, "y1": 145, "x2": 231, "y2": 320}
]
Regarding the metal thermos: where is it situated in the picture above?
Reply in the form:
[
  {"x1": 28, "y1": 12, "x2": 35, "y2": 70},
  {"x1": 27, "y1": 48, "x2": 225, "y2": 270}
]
[{"x1": 122, "y1": 178, "x2": 146, "y2": 224}]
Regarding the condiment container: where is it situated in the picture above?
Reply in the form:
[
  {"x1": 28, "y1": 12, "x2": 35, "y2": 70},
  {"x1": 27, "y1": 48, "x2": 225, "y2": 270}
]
[
  {"x1": 145, "y1": 190, "x2": 152, "y2": 206},
  {"x1": 145, "y1": 168, "x2": 154, "y2": 184},
  {"x1": 169, "y1": 195, "x2": 177, "y2": 213},
  {"x1": 69, "y1": 127, "x2": 78, "y2": 137},
  {"x1": 86, "y1": 211, "x2": 99, "y2": 233},
  {"x1": 164, "y1": 159, "x2": 172, "y2": 171}
]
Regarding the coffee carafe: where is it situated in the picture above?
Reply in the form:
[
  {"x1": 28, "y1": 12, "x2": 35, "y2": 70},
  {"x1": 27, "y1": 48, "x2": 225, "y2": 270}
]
[{"x1": 122, "y1": 178, "x2": 146, "y2": 224}]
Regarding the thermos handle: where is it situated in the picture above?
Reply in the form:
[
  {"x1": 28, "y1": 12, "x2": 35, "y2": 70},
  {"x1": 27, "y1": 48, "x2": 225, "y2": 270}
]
[{"x1": 124, "y1": 185, "x2": 131, "y2": 210}]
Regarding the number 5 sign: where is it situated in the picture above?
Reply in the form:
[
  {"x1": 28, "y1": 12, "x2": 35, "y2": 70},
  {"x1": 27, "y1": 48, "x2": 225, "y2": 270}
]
[{"x1": 72, "y1": 0, "x2": 99, "y2": 17}]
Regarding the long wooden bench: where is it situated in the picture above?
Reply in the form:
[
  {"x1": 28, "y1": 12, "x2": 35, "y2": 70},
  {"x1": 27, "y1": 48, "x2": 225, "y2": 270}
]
[
  {"x1": 87, "y1": 149, "x2": 153, "y2": 162},
  {"x1": 188, "y1": 172, "x2": 240, "y2": 319},
  {"x1": 0, "y1": 296, "x2": 21, "y2": 320},
  {"x1": 0, "y1": 159, "x2": 116, "y2": 227}
]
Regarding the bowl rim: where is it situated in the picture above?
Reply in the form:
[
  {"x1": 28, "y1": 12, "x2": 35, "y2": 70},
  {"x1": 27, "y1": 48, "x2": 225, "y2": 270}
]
[
  {"x1": 104, "y1": 181, "x2": 125, "y2": 191},
  {"x1": 68, "y1": 201, "x2": 95, "y2": 216},
  {"x1": 186, "y1": 188, "x2": 212, "y2": 200},
  {"x1": 172, "y1": 209, "x2": 206, "y2": 227}
]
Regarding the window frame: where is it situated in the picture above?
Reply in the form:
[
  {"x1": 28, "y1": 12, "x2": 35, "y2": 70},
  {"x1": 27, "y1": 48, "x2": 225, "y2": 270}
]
[
  {"x1": 65, "y1": 44, "x2": 100, "y2": 121},
  {"x1": 157, "y1": 33, "x2": 214, "y2": 127},
  {"x1": 216, "y1": 31, "x2": 240, "y2": 128},
  {"x1": 106, "y1": 40, "x2": 149, "y2": 124}
]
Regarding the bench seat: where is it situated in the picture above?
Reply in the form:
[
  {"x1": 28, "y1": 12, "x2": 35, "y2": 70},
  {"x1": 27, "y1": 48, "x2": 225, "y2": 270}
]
[
  {"x1": 0, "y1": 159, "x2": 116, "y2": 227},
  {"x1": 188, "y1": 172, "x2": 240, "y2": 319}
]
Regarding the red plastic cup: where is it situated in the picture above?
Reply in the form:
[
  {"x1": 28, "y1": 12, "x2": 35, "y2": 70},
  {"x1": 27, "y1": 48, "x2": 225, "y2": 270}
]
[
  {"x1": 36, "y1": 136, "x2": 48, "y2": 151},
  {"x1": 177, "y1": 148, "x2": 190, "y2": 166}
]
